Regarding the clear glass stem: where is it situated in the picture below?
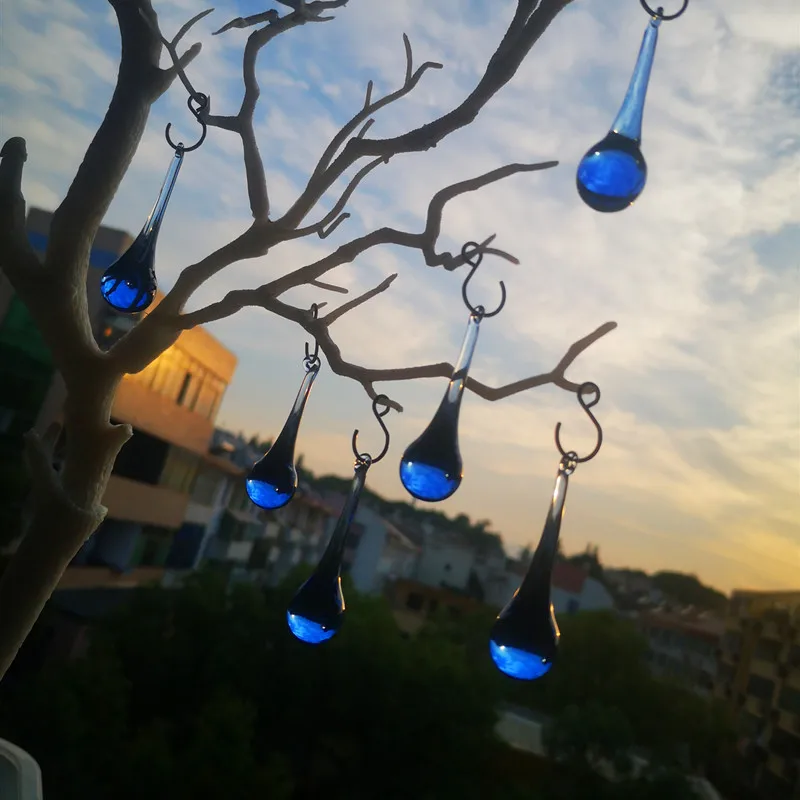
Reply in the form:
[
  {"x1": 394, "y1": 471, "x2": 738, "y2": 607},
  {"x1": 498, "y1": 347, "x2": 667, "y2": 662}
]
[
  {"x1": 317, "y1": 461, "x2": 369, "y2": 575},
  {"x1": 611, "y1": 16, "x2": 660, "y2": 142},
  {"x1": 271, "y1": 364, "x2": 319, "y2": 457},
  {"x1": 517, "y1": 468, "x2": 570, "y2": 604},
  {"x1": 141, "y1": 148, "x2": 184, "y2": 239},
  {"x1": 446, "y1": 312, "x2": 482, "y2": 406}
]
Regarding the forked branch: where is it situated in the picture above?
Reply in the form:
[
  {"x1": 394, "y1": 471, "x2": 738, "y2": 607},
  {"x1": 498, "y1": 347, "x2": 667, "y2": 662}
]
[{"x1": 209, "y1": 0, "x2": 350, "y2": 221}]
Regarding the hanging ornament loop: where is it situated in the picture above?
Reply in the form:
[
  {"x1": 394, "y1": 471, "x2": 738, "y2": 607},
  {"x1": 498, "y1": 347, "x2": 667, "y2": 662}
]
[
  {"x1": 304, "y1": 303, "x2": 321, "y2": 371},
  {"x1": 165, "y1": 92, "x2": 209, "y2": 153},
  {"x1": 639, "y1": 0, "x2": 689, "y2": 21},
  {"x1": 460, "y1": 241, "x2": 507, "y2": 319},
  {"x1": 352, "y1": 394, "x2": 392, "y2": 466},
  {"x1": 554, "y1": 381, "x2": 603, "y2": 465}
]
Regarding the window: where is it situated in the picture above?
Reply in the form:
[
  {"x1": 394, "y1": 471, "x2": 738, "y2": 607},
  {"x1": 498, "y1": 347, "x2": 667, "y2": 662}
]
[
  {"x1": 0, "y1": 407, "x2": 14, "y2": 433},
  {"x1": 176, "y1": 372, "x2": 192, "y2": 406},
  {"x1": 406, "y1": 592, "x2": 424, "y2": 611},
  {"x1": 746, "y1": 674, "x2": 775, "y2": 701},
  {"x1": 191, "y1": 468, "x2": 222, "y2": 506},
  {"x1": 567, "y1": 598, "x2": 580, "y2": 614},
  {"x1": 139, "y1": 536, "x2": 161, "y2": 567},
  {"x1": 755, "y1": 638, "x2": 782, "y2": 663},
  {"x1": 112, "y1": 427, "x2": 169, "y2": 485},
  {"x1": 778, "y1": 686, "x2": 800, "y2": 715},
  {"x1": 159, "y1": 447, "x2": 200, "y2": 493}
]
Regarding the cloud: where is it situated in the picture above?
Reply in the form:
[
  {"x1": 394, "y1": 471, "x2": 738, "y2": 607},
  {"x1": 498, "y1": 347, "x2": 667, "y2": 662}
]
[{"x1": 2, "y1": 0, "x2": 797, "y2": 593}]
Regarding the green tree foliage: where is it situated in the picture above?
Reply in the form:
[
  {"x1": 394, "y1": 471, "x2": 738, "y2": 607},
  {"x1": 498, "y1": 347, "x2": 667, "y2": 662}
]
[
  {"x1": 651, "y1": 571, "x2": 728, "y2": 612},
  {"x1": 0, "y1": 578, "x2": 735, "y2": 799},
  {"x1": 0, "y1": 570, "x2": 507, "y2": 800}
]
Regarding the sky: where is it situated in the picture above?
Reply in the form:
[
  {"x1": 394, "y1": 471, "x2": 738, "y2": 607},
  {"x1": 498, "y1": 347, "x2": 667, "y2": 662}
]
[{"x1": 1, "y1": 0, "x2": 798, "y2": 594}]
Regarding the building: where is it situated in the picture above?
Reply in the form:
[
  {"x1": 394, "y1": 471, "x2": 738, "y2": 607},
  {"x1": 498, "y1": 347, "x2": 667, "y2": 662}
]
[
  {"x1": 715, "y1": 590, "x2": 800, "y2": 799},
  {"x1": 549, "y1": 561, "x2": 615, "y2": 615},
  {"x1": 639, "y1": 609, "x2": 724, "y2": 696},
  {"x1": 1, "y1": 207, "x2": 240, "y2": 589},
  {"x1": 387, "y1": 577, "x2": 484, "y2": 635},
  {"x1": 319, "y1": 491, "x2": 419, "y2": 595}
]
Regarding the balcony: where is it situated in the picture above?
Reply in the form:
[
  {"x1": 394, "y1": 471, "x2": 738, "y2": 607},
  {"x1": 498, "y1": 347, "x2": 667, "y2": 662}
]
[
  {"x1": 752, "y1": 659, "x2": 779, "y2": 680},
  {"x1": 776, "y1": 709, "x2": 800, "y2": 735},
  {"x1": 207, "y1": 539, "x2": 253, "y2": 564},
  {"x1": 58, "y1": 566, "x2": 165, "y2": 590},
  {"x1": 112, "y1": 378, "x2": 214, "y2": 455},
  {"x1": 744, "y1": 695, "x2": 771, "y2": 718},
  {"x1": 103, "y1": 475, "x2": 189, "y2": 529}
]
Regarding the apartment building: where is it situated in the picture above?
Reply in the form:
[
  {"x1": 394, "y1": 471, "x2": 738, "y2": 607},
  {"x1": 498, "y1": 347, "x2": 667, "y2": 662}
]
[
  {"x1": 639, "y1": 609, "x2": 723, "y2": 696},
  {"x1": 715, "y1": 590, "x2": 800, "y2": 799},
  {"x1": 67, "y1": 313, "x2": 238, "y2": 587}
]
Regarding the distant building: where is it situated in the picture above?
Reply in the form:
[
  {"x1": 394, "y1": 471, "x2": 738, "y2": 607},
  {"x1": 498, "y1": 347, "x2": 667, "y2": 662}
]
[
  {"x1": 714, "y1": 590, "x2": 800, "y2": 799},
  {"x1": 387, "y1": 577, "x2": 483, "y2": 635},
  {"x1": 415, "y1": 528, "x2": 478, "y2": 592},
  {"x1": 550, "y1": 562, "x2": 614, "y2": 615},
  {"x1": 486, "y1": 560, "x2": 615, "y2": 616},
  {"x1": 639, "y1": 610, "x2": 723, "y2": 696},
  {"x1": 318, "y1": 491, "x2": 419, "y2": 595}
]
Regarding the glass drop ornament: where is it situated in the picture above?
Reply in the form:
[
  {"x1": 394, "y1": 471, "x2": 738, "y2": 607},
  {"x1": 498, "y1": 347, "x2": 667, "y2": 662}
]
[
  {"x1": 489, "y1": 460, "x2": 573, "y2": 680},
  {"x1": 288, "y1": 458, "x2": 369, "y2": 644},
  {"x1": 399, "y1": 312, "x2": 483, "y2": 502},
  {"x1": 576, "y1": 13, "x2": 661, "y2": 212},
  {"x1": 100, "y1": 147, "x2": 184, "y2": 312},
  {"x1": 490, "y1": 381, "x2": 604, "y2": 681},
  {"x1": 246, "y1": 361, "x2": 319, "y2": 510}
]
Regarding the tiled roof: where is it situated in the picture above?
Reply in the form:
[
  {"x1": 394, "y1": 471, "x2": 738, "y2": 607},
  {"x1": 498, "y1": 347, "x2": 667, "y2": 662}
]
[{"x1": 552, "y1": 561, "x2": 587, "y2": 595}]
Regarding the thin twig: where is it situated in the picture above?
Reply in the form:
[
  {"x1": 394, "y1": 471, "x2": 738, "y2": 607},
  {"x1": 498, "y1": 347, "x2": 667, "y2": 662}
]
[
  {"x1": 139, "y1": 7, "x2": 213, "y2": 99},
  {"x1": 289, "y1": 156, "x2": 388, "y2": 238},
  {"x1": 324, "y1": 274, "x2": 398, "y2": 324},
  {"x1": 303, "y1": 33, "x2": 443, "y2": 190}
]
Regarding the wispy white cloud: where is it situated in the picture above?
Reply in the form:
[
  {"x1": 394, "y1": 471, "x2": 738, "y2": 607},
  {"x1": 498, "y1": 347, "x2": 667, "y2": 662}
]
[{"x1": 2, "y1": 0, "x2": 797, "y2": 592}]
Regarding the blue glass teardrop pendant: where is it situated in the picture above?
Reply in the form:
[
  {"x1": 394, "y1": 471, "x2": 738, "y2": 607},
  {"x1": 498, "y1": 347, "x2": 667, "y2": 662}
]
[
  {"x1": 287, "y1": 460, "x2": 368, "y2": 644},
  {"x1": 489, "y1": 461, "x2": 573, "y2": 680},
  {"x1": 576, "y1": 15, "x2": 661, "y2": 212},
  {"x1": 399, "y1": 312, "x2": 482, "y2": 502},
  {"x1": 100, "y1": 147, "x2": 184, "y2": 312},
  {"x1": 246, "y1": 363, "x2": 319, "y2": 510}
]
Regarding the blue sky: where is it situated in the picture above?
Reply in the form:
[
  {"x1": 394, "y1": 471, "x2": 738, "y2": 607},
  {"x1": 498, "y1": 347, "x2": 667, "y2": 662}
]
[{"x1": 2, "y1": 0, "x2": 798, "y2": 592}]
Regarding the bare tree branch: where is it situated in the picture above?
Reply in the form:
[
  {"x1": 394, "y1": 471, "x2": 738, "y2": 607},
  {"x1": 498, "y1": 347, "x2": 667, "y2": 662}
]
[
  {"x1": 324, "y1": 273, "x2": 397, "y2": 324},
  {"x1": 308, "y1": 34, "x2": 443, "y2": 183},
  {"x1": 148, "y1": 160, "x2": 555, "y2": 345},
  {"x1": 309, "y1": 278, "x2": 349, "y2": 293},
  {"x1": 289, "y1": 156, "x2": 388, "y2": 239},
  {"x1": 208, "y1": 0, "x2": 349, "y2": 222},
  {"x1": 286, "y1": 0, "x2": 574, "y2": 226},
  {"x1": 0, "y1": 138, "x2": 41, "y2": 285},
  {"x1": 140, "y1": 6, "x2": 213, "y2": 99},
  {"x1": 261, "y1": 299, "x2": 617, "y2": 411}
]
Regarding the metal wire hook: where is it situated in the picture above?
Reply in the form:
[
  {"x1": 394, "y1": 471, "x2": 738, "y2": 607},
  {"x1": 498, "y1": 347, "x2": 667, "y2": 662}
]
[
  {"x1": 165, "y1": 92, "x2": 209, "y2": 153},
  {"x1": 352, "y1": 394, "x2": 392, "y2": 466},
  {"x1": 639, "y1": 0, "x2": 689, "y2": 21},
  {"x1": 554, "y1": 381, "x2": 603, "y2": 464},
  {"x1": 460, "y1": 241, "x2": 507, "y2": 319},
  {"x1": 304, "y1": 303, "x2": 320, "y2": 370}
]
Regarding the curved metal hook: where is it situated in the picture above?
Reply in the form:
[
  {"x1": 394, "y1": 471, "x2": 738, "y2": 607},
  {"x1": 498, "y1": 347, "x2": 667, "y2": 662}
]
[
  {"x1": 554, "y1": 381, "x2": 603, "y2": 464},
  {"x1": 351, "y1": 394, "x2": 392, "y2": 466},
  {"x1": 639, "y1": 0, "x2": 689, "y2": 21},
  {"x1": 304, "y1": 303, "x2": 320, "y2": 370},
  {"x1": 165, "y1": 93, "x2": 209, "y2": 153},
  {"x1": 460, "y1": 241, "x2": 507, "y2": 319}
]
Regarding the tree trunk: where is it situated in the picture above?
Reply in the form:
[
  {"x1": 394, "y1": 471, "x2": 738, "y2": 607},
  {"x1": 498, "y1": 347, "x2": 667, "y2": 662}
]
[{"x1": 0, "y1": 378, "x2": 130, "y2": 679}]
